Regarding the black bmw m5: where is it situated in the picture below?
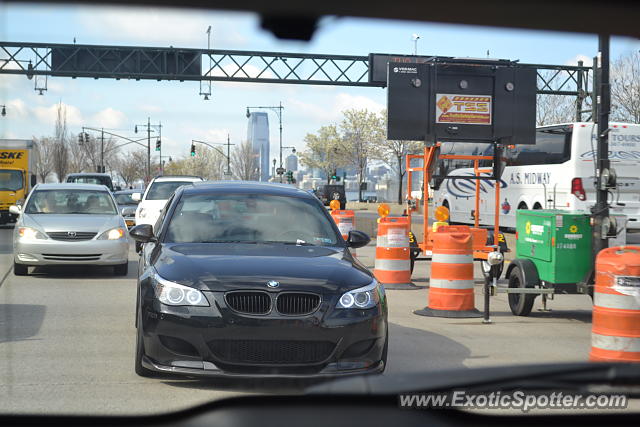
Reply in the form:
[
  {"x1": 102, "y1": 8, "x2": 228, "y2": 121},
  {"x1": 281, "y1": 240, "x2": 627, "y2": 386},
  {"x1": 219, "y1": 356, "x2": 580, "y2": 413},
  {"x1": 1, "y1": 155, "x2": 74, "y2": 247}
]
[{"x1": 130, "y1": 181, "x2": 388, "y2": 378}]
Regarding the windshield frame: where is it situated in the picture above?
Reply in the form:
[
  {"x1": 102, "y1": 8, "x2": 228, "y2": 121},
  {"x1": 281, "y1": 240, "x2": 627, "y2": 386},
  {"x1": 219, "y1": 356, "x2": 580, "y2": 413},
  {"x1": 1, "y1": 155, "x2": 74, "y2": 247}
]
[
  {"x1": 158, "y1": 189, "x2": 345, "y2": 247},
  {"x1": 24, "y1": 188, "x2": 119, "y2": 215}
]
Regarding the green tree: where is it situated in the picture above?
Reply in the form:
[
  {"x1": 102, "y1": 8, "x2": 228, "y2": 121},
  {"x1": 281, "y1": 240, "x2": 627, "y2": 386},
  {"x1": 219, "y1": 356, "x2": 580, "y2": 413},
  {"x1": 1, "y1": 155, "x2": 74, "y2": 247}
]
[
  {"x1": 298, "y1": 125, "x2": 348, "y2": 184},
  {"x1": 340, "y1": 109, "x2": 384, "y2": 202}
]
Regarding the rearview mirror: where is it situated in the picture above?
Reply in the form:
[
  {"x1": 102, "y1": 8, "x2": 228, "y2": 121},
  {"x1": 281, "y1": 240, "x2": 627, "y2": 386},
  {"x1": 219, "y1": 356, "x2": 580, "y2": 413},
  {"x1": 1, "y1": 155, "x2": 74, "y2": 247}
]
[
  {"x1": 131, "y1": 192, "x2": 142, "y2": 202},
  {"x1": 9, "y1": 205, "x2": 21, "y2": 215},
  {"x1": 347, "y1": 230, "x2": 370, "y2": 249},
  {"x1": 129, "y1": 224, "x2": 156, "y2": 243}
]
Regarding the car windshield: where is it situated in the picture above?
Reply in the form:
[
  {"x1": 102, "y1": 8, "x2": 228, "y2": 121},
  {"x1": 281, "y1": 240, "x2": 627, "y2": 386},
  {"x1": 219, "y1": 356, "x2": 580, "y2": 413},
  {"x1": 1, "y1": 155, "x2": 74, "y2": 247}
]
[
  {"x1": 0, "y1": 169, "x2": 23, "y2": 191},
  {"x1": 24, "y1": 189, "x2": 118, "y2": 215},
  {"x1": 165, "y1": 193, "x2": 338, "y2": 245},
  {"x1": 146, "y1": 181, "x2": 193, "y2": 200},
  {"x1": 114, "y1": 193, "x2": 138, "y2": 205}
]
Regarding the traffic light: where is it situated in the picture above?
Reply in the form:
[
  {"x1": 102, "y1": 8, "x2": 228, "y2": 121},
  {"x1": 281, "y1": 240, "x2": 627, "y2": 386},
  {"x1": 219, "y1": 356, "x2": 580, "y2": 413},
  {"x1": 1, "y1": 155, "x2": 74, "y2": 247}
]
[
  {"x1": 190, "y1": 144, "x2": 196, "y2": 156},
  {"x1": 331, "y1": 170, "x2": 338, "y2": 181},
  {"x1": 286, "y1": 170, "x2": 294, "y2": 183},
  {"x1": 155, "y1": 139, "x2": 161, "y2": 151}
]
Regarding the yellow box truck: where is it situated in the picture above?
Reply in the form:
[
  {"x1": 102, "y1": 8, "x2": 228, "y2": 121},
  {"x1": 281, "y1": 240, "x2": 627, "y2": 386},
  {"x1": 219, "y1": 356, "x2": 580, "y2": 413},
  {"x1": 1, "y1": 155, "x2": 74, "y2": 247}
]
[{"x1": 0, "y1": 139, "x2": 37, "y2": 224}]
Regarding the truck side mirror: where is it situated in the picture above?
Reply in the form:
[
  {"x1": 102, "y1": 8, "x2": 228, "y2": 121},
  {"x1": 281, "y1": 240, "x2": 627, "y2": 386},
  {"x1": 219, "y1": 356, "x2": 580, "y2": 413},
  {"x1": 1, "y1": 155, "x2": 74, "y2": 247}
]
[
  {"x1": 9, "y1": 205, "x2": 21, "y2": 215},
  {"x1": 30, "y1": 175, "x2": 37, "y2": 187}
]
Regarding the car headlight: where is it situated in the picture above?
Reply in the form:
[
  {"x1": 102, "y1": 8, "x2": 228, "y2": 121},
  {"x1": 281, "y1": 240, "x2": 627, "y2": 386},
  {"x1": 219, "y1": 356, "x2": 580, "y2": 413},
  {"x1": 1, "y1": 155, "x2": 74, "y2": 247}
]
[
  {"x1": 336, "y1": 280, "x2": 383, "y2": 309},
  {"x1": 18, "y1": 227, "x2": 47, "y2": 240},
  {"x1": 138, "y1": 208, "x2": 146, "y2": 218},
  {"x1": 153, "y1": 272, "x2": 209, "y2": 307},
  {"x1": 97, "y1": 227, "x2": 126, "y2": 240}
]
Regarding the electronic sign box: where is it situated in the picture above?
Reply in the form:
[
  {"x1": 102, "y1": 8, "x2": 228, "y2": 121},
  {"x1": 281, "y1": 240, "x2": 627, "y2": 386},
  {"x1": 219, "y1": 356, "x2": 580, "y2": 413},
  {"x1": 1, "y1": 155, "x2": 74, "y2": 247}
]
[{"x1": 387, "y1": 60, "x2": 536, "y2": 144}]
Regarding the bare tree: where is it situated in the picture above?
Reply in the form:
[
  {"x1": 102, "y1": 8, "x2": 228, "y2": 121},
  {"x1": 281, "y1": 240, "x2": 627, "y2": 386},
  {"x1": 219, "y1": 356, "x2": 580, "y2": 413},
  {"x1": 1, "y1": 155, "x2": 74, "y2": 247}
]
[
  {"x1": 611, "y1": 51, "x2": 640, "y2": 123},
  {"x1": 33, "y1": 136, "x2": 55, "y2": 183},
  {"x1": 231, "y1": 140, "x2": 259, "y2": 181},
  {"x1": 298, "y1": 125, "x2": 348, "y2": 184},
  {"x1": 51, "y1": 103, "x2": 70, "y2": 182},
  {"x1": 163, "y1": 147, "x2": 227, "y2": 180},
  {"x1": 78, "y1": 135, "x2": 121, "y2": 173},
  {"x1": 340, "y1": 109, "x2": 384, "y2": 202},
  {"x1": 114, "y1": 149, "x2": 148, "y2": 187},
  {"x1": 536, "y1": 71, "x2": 578, "y2": 125}
]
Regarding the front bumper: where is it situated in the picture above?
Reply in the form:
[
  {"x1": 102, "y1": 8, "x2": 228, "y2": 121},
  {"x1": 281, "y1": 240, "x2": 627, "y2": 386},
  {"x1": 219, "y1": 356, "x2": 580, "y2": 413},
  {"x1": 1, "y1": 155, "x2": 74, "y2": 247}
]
[
  {"x1": 14, "y1": 237, "x2": 129, "y2": 266},
  {"x1": 140, "y1": 291, "x2": 387, "y2": 378}
]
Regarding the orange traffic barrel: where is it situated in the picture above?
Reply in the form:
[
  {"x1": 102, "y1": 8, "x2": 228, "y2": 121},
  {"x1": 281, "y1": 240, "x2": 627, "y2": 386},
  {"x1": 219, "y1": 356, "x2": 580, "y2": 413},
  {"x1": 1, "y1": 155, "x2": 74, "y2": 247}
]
[
  {"x1": 415, "y1": 226, "x2": 481, "y2": 318},
  {"x1": 590, "y1": 246, "x2": 640, "y2": 363},
  {"x1": 374, "y1": 217, "x2": 414, "y2": 289},
  {"x1": 331, "y1": 210, "x2": 357, "y2": 256}
]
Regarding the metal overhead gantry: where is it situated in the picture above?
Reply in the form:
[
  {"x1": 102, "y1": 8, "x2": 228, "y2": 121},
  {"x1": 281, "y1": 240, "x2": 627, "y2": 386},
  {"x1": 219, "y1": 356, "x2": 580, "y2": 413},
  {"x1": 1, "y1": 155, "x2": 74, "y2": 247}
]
[{"x1": 0, "y1": 41, "x2": 593, "y2": 118}]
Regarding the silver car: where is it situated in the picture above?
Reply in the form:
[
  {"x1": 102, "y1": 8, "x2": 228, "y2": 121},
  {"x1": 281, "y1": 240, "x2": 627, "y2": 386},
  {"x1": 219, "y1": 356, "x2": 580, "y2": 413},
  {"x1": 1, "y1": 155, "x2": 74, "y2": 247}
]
[{"x1": 11, "y1": 183, "x2": 130, "y2": 276}]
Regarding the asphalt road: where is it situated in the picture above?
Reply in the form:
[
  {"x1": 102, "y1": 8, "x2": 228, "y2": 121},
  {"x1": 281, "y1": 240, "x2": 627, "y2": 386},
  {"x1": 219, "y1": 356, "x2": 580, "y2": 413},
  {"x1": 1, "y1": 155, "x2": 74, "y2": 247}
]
[{"x1": 0, "y1": 225, "x2": 609, "y2": 415}]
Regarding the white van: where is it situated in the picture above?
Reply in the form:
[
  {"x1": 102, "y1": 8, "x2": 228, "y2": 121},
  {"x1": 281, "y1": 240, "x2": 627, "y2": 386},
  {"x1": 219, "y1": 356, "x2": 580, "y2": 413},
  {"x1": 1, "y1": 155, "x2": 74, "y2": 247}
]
[
  {"x1": 433, "y1": 122, "x2": 640, "y2": 230},
  {"x1": 133, "y1": 175, "x2": 204, "y2": 229}
]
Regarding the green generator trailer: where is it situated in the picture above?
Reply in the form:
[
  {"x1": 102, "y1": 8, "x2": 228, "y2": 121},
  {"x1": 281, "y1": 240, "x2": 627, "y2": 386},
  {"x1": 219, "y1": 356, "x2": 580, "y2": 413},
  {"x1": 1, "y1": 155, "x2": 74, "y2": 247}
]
[{"x1": 504, "y1": 210, "x2": 594, "y2": 316}]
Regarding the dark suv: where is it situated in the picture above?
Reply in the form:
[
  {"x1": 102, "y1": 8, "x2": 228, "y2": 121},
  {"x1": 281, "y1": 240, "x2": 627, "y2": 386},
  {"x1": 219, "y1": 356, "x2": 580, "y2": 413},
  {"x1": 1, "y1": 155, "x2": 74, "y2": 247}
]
[
  {"x1": 66, "y1": 173, "x2": 118, "y2": 192},
  {"x1": 316, "y1": 184, "x2": 346, "y2": 209}
]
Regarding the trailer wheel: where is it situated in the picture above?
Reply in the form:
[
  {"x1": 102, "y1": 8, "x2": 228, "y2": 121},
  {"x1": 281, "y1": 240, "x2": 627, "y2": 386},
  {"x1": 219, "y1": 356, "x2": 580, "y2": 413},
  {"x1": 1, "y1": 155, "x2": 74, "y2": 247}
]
[{"x1": 508, "y1": 265, "x2": 536, "y2": 316}]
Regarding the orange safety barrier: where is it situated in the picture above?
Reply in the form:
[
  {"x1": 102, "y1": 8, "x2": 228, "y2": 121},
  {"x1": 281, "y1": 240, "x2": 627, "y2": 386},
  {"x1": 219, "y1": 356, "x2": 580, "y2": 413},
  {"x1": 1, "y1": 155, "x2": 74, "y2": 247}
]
[
  {"x1": 415, "y1": 226, "x2": 481, "y2": 318},
  {"x1": 374, "y1": 217, "x2": 413, "y2": 289},
  {"x1": 331, "y1": 210, "x2": 357, "y2": 256},
  {"x1": 590, "y1": 246, "x2": 640, "y2": 363}
]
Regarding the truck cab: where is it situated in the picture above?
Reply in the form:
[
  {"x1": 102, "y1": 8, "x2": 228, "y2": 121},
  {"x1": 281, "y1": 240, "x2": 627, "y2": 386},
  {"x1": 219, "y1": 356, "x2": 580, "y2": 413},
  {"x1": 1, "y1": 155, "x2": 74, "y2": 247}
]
[{"x1": 0, "y1": 139, "x2": 36, "y2": 224}]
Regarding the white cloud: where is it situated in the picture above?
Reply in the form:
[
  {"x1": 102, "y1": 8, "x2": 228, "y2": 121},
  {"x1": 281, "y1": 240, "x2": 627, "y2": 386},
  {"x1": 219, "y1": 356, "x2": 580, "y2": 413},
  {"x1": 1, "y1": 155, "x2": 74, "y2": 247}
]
[
  {"x1": 288, "y1": 93, "x2": 384, "y2": 122},
  {"x1": 32, "y1": 102, "x2": 83, "y2": 127},
  {"x1": 77, "y1": 8, "x2": 248, "y2": 48},
  {"x1": 565, "y1": 54, "x2": 593, "y2": 66},
  {"x1": 6, "y1": 99, "x2": 29, "y2": 119},
  {"x1": 90, "y1": 107, "x2": 126, "y2": 128}
]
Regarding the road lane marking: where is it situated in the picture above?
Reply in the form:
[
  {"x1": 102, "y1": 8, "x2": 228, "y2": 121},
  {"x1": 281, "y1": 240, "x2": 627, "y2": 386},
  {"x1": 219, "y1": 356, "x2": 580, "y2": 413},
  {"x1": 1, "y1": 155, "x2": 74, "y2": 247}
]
[{"x1": 0, "y1": 264, "x2": 12, "y2": 289}]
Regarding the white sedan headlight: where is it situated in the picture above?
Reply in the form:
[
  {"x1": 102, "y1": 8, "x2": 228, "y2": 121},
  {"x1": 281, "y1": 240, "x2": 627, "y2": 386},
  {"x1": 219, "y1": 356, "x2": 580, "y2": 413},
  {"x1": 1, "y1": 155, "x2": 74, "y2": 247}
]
[
  {"x1": 18, "y1": 227, "x2": 47, "y2": 240},
  {"x1": 336, "y1": 280, "x2": 383, "y2": 309},
  {"x1": 153, "y1": 272, "x2": 209, "y2": 307},
  {"x1": 97, "y1": 227, "x2": 126, "y2": 240}
]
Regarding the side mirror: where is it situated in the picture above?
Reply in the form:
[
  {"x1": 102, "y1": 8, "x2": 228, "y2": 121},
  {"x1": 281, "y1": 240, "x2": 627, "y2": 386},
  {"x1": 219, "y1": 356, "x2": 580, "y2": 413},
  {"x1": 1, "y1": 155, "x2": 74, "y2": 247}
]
[
  {"x1": 346, "y1": 230, "x2": 370, "y2": 249},
  {"x1": 131, "y1": 192, "x2": 142, "y2": 202},
  {"x1": 30, "y1": 174, "x2": 37, "y2": 187},
  {"x1": 129, "y1": 224, "x2": 156, "y2": 243},
  {"x1": 9, "y1": 205, "x2": 21, "y2": 215}
]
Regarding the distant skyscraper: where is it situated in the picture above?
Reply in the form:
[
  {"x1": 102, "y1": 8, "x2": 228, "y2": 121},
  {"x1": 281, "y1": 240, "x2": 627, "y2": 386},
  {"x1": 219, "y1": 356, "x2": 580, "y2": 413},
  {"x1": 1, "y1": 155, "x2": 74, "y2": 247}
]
[
  {"x1": 246, "y1": 112, "x2": 270, "y2": 182},
  {"x1": 285, "y1": 154, "x2": 298, "y2": 172}
]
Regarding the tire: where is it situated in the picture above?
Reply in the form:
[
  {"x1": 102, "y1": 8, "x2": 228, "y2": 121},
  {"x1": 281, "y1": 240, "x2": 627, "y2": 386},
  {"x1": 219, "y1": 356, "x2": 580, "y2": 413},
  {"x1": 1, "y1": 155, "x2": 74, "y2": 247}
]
[
  {"x1": 533, "y1": 203, "x2": 543, "y2": 210},
  {"x1": 13, "y1": 262, "x2": 28, "y2": 276},
  {"x1": 114, "y1": 263, "x2": 128, "y2": 276},
  {"x1": 508, "y1": 265, "x2": 536, "y2": 316},
  {"x1": 480, "y1": 260, "x2": 503, "y2": 280},
  {"x1": 135, "y1": 309, "x2": 154, "y2": 377}
]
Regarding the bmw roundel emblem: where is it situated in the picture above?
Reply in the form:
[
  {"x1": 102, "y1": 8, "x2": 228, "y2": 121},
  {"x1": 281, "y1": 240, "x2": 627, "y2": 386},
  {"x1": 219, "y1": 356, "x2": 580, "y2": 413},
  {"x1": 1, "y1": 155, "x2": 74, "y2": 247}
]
[{"x1": 266, "y1": 280, "x2": 280, "y2": 288}]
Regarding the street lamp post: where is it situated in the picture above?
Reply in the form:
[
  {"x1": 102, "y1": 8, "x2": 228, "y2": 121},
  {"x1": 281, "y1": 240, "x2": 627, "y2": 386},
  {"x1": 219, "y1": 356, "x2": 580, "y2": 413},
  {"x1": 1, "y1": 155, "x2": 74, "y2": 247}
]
[{"x1": 246, "y1": 102, "x2": 284, "y2": 182}]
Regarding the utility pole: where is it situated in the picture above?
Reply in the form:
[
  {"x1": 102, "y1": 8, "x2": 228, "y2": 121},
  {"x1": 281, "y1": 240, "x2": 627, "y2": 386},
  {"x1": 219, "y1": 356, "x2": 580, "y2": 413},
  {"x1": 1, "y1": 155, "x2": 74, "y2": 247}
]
[
  {"x1": 225, "y1": 134, "x2": 232, "y2": 176},
  {"x1": 278, "y1": 101, "x2": 283, "y2": 183},
  {"x1": 147, "y1": 117, "x2": 151, "y2": 180},
  {"x1": 158, "y1": 121, "x2": 163, "y2": 175},
  {"x1": 592, "y1": 35, "x2": 611, "y2": 259},
  {"x1": 100, "y1": 128, "x2": 104, "y2": 173}
]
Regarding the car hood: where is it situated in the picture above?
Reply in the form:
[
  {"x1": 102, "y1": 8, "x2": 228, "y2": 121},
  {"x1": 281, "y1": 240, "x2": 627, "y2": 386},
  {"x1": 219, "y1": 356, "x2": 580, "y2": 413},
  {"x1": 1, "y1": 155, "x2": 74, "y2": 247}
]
[
  {"x1": 23, "y1": 214, "x2": 122, "y2": 233},
  {"x1": 152, "y1": 243, "x2": 373, "y2": 294}
]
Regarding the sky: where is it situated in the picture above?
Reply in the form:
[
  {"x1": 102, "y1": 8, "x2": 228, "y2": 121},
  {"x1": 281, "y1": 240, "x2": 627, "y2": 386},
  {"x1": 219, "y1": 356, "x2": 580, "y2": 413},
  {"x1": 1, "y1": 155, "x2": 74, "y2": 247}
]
[{"x1": 1, "y1": 3, "x2": 639, "y2": 165}]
